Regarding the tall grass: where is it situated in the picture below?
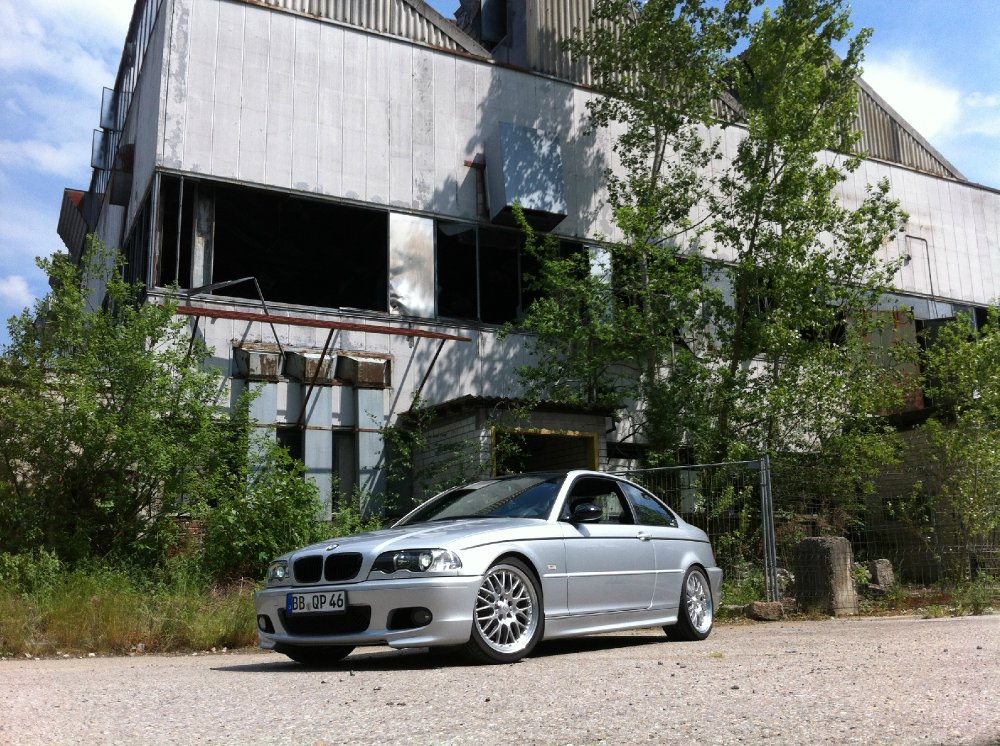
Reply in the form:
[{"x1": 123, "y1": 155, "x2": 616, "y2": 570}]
[{"x1": 0, "y1": 557, "x2": 257, "y2": 657}]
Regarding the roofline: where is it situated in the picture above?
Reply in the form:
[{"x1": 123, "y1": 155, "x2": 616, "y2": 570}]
[
  {"x1": 401, "y1": 0, "x2": 490, "y2": 58},
  {"x1": 854, "y1": 73, "x2": 966, "y2": 181}
]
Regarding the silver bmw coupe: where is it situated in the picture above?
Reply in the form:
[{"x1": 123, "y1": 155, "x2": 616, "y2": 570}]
[{"x1": 255, "y1": 470, "x2": 722, "y2": 664}]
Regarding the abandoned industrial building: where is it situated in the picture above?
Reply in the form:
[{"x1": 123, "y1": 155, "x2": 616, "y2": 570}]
[{"x1": 57, "y1": 0, "x2": 999, "y2": 520}]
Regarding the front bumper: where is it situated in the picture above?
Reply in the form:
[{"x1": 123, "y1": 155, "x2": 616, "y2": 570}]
[{"x1": 254, "y1": 575, "x2": 481, "y2": 650}]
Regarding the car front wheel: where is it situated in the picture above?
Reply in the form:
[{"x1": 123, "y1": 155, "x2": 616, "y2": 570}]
[
  {"x1": 665, "y1": 566, "x2": 714, "y2": 641},
  {"x1": 464, "y1": 558, "x2": 543, "y2": 663}
]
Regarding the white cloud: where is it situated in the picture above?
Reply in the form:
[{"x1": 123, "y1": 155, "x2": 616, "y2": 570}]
[
  {"x1": 0, "y1": 137, "x2": 92, "y2": 180},
  {"x1": 0, "y1": 2, "x2": 120, "y2": 94},
  {"x1": 0, "y1": 197, "x2": 62, "y2": 268},
  {"x1": 862, "y1": 49, "x2": 1000, "y2": 185},
  {"x1": 862, "y1": 52, "x2": 962, "y2": 140},
  {"x1": 0, "y1": 275, "x2": 34, "y2": 310}
]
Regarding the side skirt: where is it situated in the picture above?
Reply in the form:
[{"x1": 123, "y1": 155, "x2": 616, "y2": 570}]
[{"x1": 543, "y1": 607, "x2": 680, "y2": 640}]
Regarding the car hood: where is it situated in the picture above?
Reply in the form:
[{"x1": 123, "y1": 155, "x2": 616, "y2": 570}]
[{"x1": 292, "y1": 517, "x2": 551, "y2": 558}]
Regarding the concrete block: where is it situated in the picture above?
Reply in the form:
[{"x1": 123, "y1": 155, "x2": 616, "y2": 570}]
[
  {"x1": 868, "y1": 558, "x2": 895, "y2": 590},
  {"x1": 794, "y1": 536, "x2": 858, "y2": 616},
  {"x1": 744, "y1": 601, "x2": 784, "y2": 621}
]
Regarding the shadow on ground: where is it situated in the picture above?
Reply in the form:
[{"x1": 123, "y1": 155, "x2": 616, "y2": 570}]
[{"x1": 211, "y1": 632, "x2": 670, "y2": 674}]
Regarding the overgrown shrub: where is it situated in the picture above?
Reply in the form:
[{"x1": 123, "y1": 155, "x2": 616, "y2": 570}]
[
  {"x1": 201, "y1": 440, "x2": 324, "y2": 581},
  {"x1": 0, "y1": 549, "x2": 63, "y2": 594}
]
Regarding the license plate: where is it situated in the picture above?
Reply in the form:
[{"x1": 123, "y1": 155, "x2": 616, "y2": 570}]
[{"x1": 286, "y1": 590, "x2": 347, "y2": 614}]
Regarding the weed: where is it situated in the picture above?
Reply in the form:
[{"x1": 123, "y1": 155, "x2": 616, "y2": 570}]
[
  {"x1": 0, "y1": 558, "x2": 257, "y2": 657},
  {"x1": 953, "y1": 578, "x2": 996, "y2": 616},
  {"x1": 921, "y1": 604, "x2": 949, "y2": 618}
]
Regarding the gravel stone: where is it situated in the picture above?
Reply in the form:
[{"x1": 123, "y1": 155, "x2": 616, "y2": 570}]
[{"x1": 0, "y1": 616, "x2": 997, "y2": 745}]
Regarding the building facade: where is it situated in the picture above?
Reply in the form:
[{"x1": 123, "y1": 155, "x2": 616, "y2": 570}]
[{"x1": 58, "y1": 0, "x2": 1000, "y2": 516}]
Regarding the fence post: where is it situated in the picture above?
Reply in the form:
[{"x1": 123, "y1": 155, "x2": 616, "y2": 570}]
[{"x1": 758, "y1": 454, "x2": 779, "y2": 601}]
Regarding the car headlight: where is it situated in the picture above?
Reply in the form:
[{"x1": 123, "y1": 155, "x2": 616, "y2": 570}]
[
  {"x1": 372, "y1": 549, "x2": 462, "y2": 574},
  {"x1": 265, "y1": 560, "x2": 289, "y2": 586}
]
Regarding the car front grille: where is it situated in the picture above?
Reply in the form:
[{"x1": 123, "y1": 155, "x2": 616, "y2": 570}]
[
  {"x1": 292, "y1": 555, "x2": 323, "y2": 583},
  {"x1": 324, "y1": 553, "x2": 363, "y2": 581},
  {"x1": 293, "y1": 553, "x2": 364, "y2": 584},
  {"x1": 278, "y1": 606, "x2": 372, "y2": 636}
]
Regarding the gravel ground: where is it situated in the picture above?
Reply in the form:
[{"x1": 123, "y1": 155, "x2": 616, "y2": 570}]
[{"x1": 1, "y1": 615, "x2": 997, "y2": 745}]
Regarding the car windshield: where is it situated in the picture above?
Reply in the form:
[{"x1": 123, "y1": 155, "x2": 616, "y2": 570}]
[{"x1": 400, "y1": 475, "x2": 565, "y2": 524}]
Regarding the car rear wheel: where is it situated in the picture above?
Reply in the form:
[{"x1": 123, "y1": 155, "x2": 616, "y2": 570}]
[
  {"x1": 276, "y1": 644, "x2": 355, "y2": 666},
  {"x1": 464, "y1": 558, "x2": 543, "y2": 663},
  {"x1": 665, "y1": 566, "x2": 714, "y2": 641}
]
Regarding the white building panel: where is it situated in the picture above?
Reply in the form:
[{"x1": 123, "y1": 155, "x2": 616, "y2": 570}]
[
  {"x1": 238, "y1": 10, "x2": 270, "y2": 184},
  {"x1": 212, "y1": 1, "x2": 242, "y2": 176},
  {"x1": 431, "y1": 53, "x2": 458, "y2": 215},
  {"x1": 366, "y1": 33, "x2": 391, "y2": 204},
  {"x1": 388, "y1": 42, "x2": 414, "y2": 207},
  {"x1": 291, "y1": 15, "x2": 320, "y2": 192},
  {"x1": 412, "y1": 48, "x2": 436, "y2": 209},
  {"x1": 316, "y1": 23, "x2": 345, "y2": 197}
]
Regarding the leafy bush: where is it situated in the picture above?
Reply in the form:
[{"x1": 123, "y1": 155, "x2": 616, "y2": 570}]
[
  {"x1": 0, "y1": 549, "x2": 63, "y2": 594},
  {"x1": 0, "y1": 239, "x2": 236, "y2": 568},
  {"x1": 202, "y1": 440, "x2": 324, "y2": 581}
]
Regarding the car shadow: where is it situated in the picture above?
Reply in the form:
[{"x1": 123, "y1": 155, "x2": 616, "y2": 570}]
[{"x1": 212, "y1": 633, "x2": 668, "y2": 674}]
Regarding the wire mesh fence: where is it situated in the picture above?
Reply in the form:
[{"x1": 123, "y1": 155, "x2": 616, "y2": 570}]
[{"x1": 620, "y1": 454, "x2": 998, "y2": 607}]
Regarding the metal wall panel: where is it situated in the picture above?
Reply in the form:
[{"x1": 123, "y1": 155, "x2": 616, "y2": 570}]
[
  {"x1": 357, "y1": 388, "x2": 387, "y2": 514},
  {"x1": 304, "y1": 386, "x2": 335, "y2": 518},
  {"x1": 238, "y1": 0, "x2": 473, "y2": 51}
]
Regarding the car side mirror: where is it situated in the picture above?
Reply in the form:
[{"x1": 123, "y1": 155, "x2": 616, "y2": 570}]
[{"x1": 571, "y1": 502, "x2": 603, "y2": 523}]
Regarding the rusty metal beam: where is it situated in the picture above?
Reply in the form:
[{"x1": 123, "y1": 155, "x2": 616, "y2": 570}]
[{"x1": 175, "y1": 305, "x2": 471, "y2": 342}]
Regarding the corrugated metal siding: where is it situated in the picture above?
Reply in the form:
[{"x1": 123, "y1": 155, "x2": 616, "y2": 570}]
[
  {"x1": 528, "y1": 0, "x2": 597, "y2": 85},
  {"x1": 238, "y1": 0, "x2": 468, "y2": 51},
  {"x1": 854, "y1": 86, "x2": 961, "y2": 180}
]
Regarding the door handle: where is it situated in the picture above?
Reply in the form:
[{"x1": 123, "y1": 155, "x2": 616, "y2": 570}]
[{"x1": 637, "y1": 531, "x2": 652, "y2": 542}]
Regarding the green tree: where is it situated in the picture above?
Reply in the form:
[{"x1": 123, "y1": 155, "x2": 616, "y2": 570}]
[
  {"x1": 201, "y1": 434, "x2": 323, "y2": 580},
  {"x1": 909, "y1": 310, "x2": 1000, "y2": 580},
  {"x1": 0, "y1": 238, "x2": 313, "y2": 571},
  {"x1": 521, "y1": 0, "x2": 909, "y2": 472}
]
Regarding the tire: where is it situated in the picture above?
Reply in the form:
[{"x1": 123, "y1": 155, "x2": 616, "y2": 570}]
[
  {"x1": 276, "y1": 644, "x2": 355, "y2": 666},
  {"x1": 463, "y1": 558, "x2": 543, "y2": 664},
  {"x1": 665, "y1": 566, "x2": 714, "y2": 641}
]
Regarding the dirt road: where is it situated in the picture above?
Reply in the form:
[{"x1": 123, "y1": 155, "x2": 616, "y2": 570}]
[{"x1": 2, "y1": 615, "x2": 997, "y2": 745}]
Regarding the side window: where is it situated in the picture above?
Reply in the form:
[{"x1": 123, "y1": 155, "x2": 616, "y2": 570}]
[
  {"x1": 621, "y1": 483, "x2": 678, "y2": 527},
  {"x1": 564, "y1": 477, "x2": 634, "y2": 525}
]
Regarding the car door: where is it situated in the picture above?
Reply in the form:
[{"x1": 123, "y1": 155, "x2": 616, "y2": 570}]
[
  {"x1": 562, "y1": 476, "x2": 657, "y2": 615},
  {"x1": 619, "y1": 480, "x2": 688, "y2": 610}
]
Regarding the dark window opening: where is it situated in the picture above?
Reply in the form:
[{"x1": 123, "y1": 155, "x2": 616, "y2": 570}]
[
  {"x1": 333, "y1": 431, "x2": 357, "y2": 509},
  {"x1": 519, "y1": 239, "x2": 585, "y2": 314},
  {"x1": 478, "y1": 227, "x2": 521, "y2": 324},
  {"x1": 211, "y1": 183, "x2": 388, "y2": 311},
  {"x1": 276, "y1": 427, "x2": 304, "y2": 463},
  {"x1": 121, "y1": 199, "x2": 151, "y2": 287},
  {"x1": 800, "y1": 309, "x2": 848, "y2": 346},
  {"x1": 436, "y1": 223, "x2": 527, "y2": 326},
  {"x1": 436, "y1": 222, "x2": 478, "y2": 320},
  {"x1": 974, "y1": 305, "x2": 990, "y2": 331},
  {"x1": 494, "y1": 430, "x2": 596, "y2": 475},
  {"x1": 158, "y1": 175, "x2": 193, "y2": 288}
]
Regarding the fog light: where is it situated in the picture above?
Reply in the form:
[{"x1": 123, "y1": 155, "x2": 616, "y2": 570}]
[
  {"x1": 257, "y1": 614, "x2": 274, "y2": 633},
  {"x1": 411, "y1": 608, "x2": 432, "y2": 626}
]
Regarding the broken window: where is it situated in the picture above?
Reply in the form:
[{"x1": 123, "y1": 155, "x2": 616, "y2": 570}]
[
  {"x1": 121, "y1": 196, "x2": 151, "y2": 287},
  {"x1": 208, "y1": 182, "x2": 388, "y2": 311},
  {"x1": 478, "y1": 227, "x2": 522, "y2": 324},
  {"x1": 436, "y1": 221, "x2": 478, "y2": 320},
  {"x1": 157, "y1": 175, "x2": 193, "y2": 288},
  {"x1": 389, "y1": 214, "x2": 435, "y2": 318}
]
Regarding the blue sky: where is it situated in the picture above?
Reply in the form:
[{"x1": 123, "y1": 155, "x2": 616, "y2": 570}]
[{"x1": 1, "y1": 0, "x2": 998, "y2": 344}]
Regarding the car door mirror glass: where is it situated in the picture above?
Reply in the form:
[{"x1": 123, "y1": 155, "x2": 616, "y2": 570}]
[{"x1": 571, "y1": 502, "x2": 603, "y2": 523}]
